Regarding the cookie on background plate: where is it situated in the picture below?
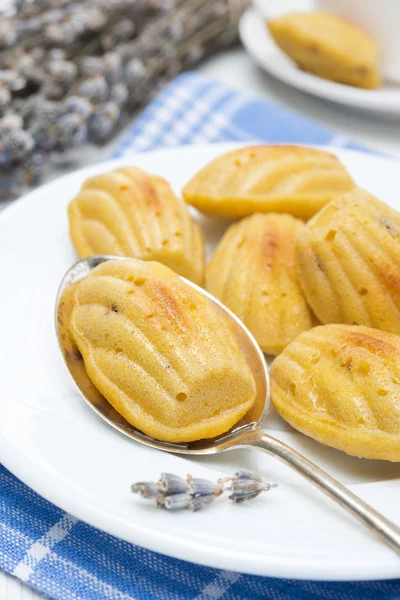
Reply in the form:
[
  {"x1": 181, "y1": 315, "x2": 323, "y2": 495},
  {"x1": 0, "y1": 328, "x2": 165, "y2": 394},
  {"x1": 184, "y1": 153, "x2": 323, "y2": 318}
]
[{"x1": 268, "y1": 12, "x2": 380, "y2": 90}]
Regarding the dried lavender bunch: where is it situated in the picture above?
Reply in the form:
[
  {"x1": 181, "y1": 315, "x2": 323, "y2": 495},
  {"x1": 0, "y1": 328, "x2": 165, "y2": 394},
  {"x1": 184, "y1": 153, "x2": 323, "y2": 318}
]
[
  {"x1": 131, "y1": 470, "x2": 277, "y2": 511},
  {"x1": 0, "y1": 0, "x2": 156, "y2": 50},
  {"x1": 0, "y1": 0, "x2": 249, "y2": 199}
]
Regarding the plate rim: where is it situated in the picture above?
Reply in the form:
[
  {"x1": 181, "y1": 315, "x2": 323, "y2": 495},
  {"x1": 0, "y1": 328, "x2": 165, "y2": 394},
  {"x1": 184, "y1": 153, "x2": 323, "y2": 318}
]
[{"x1": 2, "y1": 141, "x2": 400, "y2": 582}]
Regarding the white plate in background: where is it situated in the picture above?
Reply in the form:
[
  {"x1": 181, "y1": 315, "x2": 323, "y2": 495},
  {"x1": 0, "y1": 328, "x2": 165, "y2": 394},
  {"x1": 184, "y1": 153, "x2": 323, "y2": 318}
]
[
  {"x1": 239, "y1": 8, "x2": 400, "y2": 115},
  {"x1": 1, "y1": 143, "x2": 400, "y2": 581}
]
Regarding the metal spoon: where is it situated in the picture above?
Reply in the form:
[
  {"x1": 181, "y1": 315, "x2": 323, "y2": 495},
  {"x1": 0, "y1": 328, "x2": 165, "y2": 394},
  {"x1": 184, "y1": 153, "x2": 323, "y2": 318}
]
[{"x1": 56, "y1": 255, "x2": 400, "y2": 556}]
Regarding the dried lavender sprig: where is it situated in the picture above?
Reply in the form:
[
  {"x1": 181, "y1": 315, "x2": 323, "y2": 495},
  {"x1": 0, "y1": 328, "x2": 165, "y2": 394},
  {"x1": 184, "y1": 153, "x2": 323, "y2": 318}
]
[{"x1": 131, "y1": 471, "x2": 276, "y2": 512}]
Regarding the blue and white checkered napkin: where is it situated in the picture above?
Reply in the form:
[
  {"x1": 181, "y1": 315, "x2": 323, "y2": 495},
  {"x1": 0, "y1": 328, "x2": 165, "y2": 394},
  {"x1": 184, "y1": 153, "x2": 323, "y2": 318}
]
[{"x1": 1, "y1": 72, "x2": 398, "y2": 600}]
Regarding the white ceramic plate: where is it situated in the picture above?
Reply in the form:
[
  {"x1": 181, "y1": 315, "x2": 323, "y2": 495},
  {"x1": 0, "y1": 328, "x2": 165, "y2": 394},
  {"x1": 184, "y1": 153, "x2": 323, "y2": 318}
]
[
  {"x1": 239, "y1": 8, "x2": 400, "y2": 115},
  {"x1": 2, "y1": 142, "x2": 400, "y2": 582}
]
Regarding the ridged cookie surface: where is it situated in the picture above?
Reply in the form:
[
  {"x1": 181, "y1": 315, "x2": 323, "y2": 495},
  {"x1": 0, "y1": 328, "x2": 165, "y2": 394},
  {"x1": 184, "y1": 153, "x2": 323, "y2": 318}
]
[
  {"x1": 268, "y1": 12, "x2": 380, "y2": 89},
  {"x1": 69, "y1": 167, "x2": 204, "y2": 285},
  {"x1": 296, "y1": 188, "x2": 400, "y2": 334},
  {"x1": 206, "y1": 213, "x2": 314, "y2": 355},
  {"x1": 271, "y1": 324, "x2": 400, "y2": 461},
  {"x1": 183, "y1": 146, "x2": 354, "y2": 219},
  {"x1": 69, "y1": 259, "x2": 256, "y2": 442}
]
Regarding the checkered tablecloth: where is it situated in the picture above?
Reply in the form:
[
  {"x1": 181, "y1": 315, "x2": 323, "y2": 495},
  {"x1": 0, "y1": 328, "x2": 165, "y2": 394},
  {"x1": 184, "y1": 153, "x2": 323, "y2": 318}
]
[{"x1": 1, "y1": 71, "x2": 399, "y2": 600}]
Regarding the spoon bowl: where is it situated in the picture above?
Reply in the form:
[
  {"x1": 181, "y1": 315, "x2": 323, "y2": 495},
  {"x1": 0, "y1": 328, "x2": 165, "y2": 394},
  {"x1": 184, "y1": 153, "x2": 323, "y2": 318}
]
[
  {"x1": 55, "y1": 254, "x2": 269, "y2": 454},
  {"x1": 56, "y1": 255, "x2": 400, "y2": 554}
]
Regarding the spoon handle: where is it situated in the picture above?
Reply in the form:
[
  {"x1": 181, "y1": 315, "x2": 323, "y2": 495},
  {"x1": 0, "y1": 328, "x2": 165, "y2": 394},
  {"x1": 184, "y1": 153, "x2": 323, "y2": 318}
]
[{"x1": 228, "y1": 428, "x2": 400, "y2": 555}]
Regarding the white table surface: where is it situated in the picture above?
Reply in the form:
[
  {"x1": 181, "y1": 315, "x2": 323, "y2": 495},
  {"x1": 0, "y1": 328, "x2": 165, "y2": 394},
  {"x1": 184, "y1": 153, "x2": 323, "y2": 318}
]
[{"x1": 2, "y1": 47, "x2": 400, "y2": 600}]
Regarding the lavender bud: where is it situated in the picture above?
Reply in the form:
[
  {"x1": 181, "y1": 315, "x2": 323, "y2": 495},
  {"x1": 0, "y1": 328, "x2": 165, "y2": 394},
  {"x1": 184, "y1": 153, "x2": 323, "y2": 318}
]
[
  {"x1": 230, "y1": 480, "x2": 268, "y2": 494},
  {"x1": 45, "y1": 24, "x2": 75, "y2": 46},
  {"x1": 30, "y1": 48, "x2": 46, "y2": 63},
  {"x1": 88, "y1": 101, "x2": 120, "y2": 142},
  {"x1": 111, "y1": 83, "x2": 129, "y2": 106},
  {"x1": 229, "y1": 490, "x2": 264, "y2": 504},
  {"x1": 159, "y1": 492, "x2": 191, "y2": 510},
  {"x1": 23, "y1": 17, "x2": 42, "y2": 35},
  {"x1": 47, "y1": 49, "x2": 67, "y2": 62},
  {"x1": 42, "y1": 82, "x2": 65, "y2": 101},
  {"x1": 22, "y1": 152, "x2": 44, "y2": 185},
  {"x1": 160, "y1": 473, "x2": 190, "y2": 495},
  {"x1": 78, "y1": 76, "x2": 109, "y2": 104},
  {"x1": 165, "y1": 20, "x2": 183, "y2": 42},
  {"x1": 189, "y1": 478, "x2": 221, "y2": 497},
  {"x1": 0, "y1": 173, "x2": 20, "y2": 198},
  {"x1": 0, "y1": 23, "x2": 17, "y2": 49},
  {"x1": 0, "y1": 86, "x2": 11, "y2": 110},
  {"x1": 1, "y1": 128, "x2": 35, "y2": 160},
  {"x1": 41, "y1": 8, "x2": 64, "y2": 25},
  {"x1": 54, "y1": 113, "x2": 87, "y2": 150},
  {"x1": 188, "y1": 494, "x2": 216, "y2": 512},
  {"x1": 234, "y1": 470, "x2": 264, "y2": 482},
  {"x1": 183, "y1": 45, "x2": 204, "y2": 67},
  {"x1": 84, "y1": 7, "x2": 106, "y2": 31},
  {"x1": 131, "y1": 481, "x2": 161, "y2": 499},
  {"x1": 29, "y1": 121, "x2": 55, "y2": 152},
  {"x1": 111, "y1": 19, "x2": 135, "y2": 42},
  {"x1": 34, "y1": 99, "x2": 64, "y2": 123},
  {"x1": 63, "y1": 96, "x2": 93, "y2": 120},
  {"x1": 102, "y1": 52, "x2": 122, "y2": 83},
  {"x1": 81, "y1": 56, "x2": 105, "y2": 78},
  {"x1": 0, "y1": 70, "x2": 17, "y2": 86},
  {"x1": 47, "y1": 60, "x2": 78, "y2": 84},
  {"x1": 0, "y1": 113, "x2": 23, "y2": 132},
  {"x1": 15, "y1": 55, "x2": 35, "y2": 77},
  {"x1": 125, "y1": 58, "x2": 146, "y2": 86}
]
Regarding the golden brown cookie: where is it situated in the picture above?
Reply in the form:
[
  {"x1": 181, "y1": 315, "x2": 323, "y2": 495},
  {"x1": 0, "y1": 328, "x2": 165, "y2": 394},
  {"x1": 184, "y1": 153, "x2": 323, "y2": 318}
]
[
  {"x1": 69, "y1": 259, "x2": 256, "y2": 442},
  {"x1": 268, "y1": 12, "x2": 380, "y2": 89},
  {"x1": 69, "y1": 166, "x2": 204, "y2": 285},
  {"x1": 296, "y1": 188, "x2": 400, "y2": 334},
  {"x1": 183, "y1": 145, "x2": 354, "y2": 220},
  {"x1": 271, "y1": 324, "x2": 400, "y2": 461},
  {"x1": 206, "y1": 213, "x2": 314, "y2": 355}
]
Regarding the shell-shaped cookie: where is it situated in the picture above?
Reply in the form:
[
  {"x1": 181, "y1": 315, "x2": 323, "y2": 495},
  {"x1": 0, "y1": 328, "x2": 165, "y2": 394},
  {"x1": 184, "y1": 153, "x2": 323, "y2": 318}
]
[
  {"x1": 271, "y1": 324, "x2": 400, "y2": 461},
  {"x1": 206, "y1": 213, "x2": 314, "y2": 355},
  {"x1": 69, "y1": 259, "x2": 256, "y2": 442},
  {"x1": 296, "y1": 188, "x2": 400, "y2": 334},
  {"x1": 68, "y1": 166, "x2": 204, "y2": 285},
  {"x1": 268, "y1": 12, "x2": 380, "y2": 90},
  {"x1": 182, "y1": 146, "x2": 354, "y2": 220}
]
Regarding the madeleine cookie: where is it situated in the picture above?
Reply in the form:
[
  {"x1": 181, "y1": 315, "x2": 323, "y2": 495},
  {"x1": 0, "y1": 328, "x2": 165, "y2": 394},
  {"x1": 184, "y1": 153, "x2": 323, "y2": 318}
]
[
  {"x1": 271, "y1": 324, "x2": 400, "y2": 461},
  {"x1": 183, "y1": 146, "x2": 354, "y2": 220},
  {"x1": 69, "y1": 166, "x2": 204, "y2": 285},
  {"x1": 268, "y1": 12, "x2": 380, "y2": 89},
  {"x1": 69, "y1": 259, "x2": 256, "y2": 443},
  {"x1": 206, "y1": 213, "x2": 314, "y2": 354},
  {"x1": 296, "y1": 188, "x2": 400, "y2": 334}
]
